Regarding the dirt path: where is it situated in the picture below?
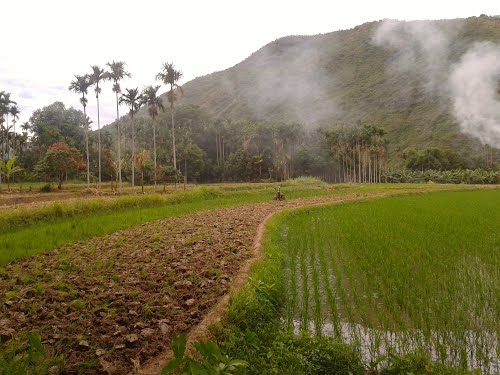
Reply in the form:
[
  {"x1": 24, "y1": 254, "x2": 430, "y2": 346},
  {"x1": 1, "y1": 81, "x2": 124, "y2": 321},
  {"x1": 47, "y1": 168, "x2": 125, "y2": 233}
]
[{"x1": 0, "y1": 189, "x2": 439, "y2": 374}]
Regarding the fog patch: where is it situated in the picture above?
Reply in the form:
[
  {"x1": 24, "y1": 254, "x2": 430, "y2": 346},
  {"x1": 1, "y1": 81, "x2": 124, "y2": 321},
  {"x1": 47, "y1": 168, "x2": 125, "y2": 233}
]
[
  {"x1": 373, "y1": 19, "x2": 500, "y2": 148},
  {"x1": 217, "y1": 35, "x2": 342, "y2": 126},
  {"x1": 449, "y1": 42, "x2": 500, "y2": 148},
  {"x1": 372, "y1": 19, "x2": 461, "y2": 95}
]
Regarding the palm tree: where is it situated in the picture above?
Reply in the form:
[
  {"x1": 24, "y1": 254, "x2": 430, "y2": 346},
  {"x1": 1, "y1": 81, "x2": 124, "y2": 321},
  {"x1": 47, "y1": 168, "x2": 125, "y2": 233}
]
[
  {"x1": 69, "y1": 74, "x2": 92, "y2": 189},
  {"x1": 106, "y1": 61, "x2": 131, "y2": 193},
  {"x1": 0, "y1": 92, "x2": 7, "y2": 169},
  {"x1": 156, "y1": 62, "x2": 183, "y2": 174},
  {"x1": 0, "y1": 92, "x2": 16, "y2": 186},
  {"x1": 142, "y1": 85, "x2": 165, "y2": 190},
  {"x1": 0, "y1": 92, "x2": 16, "y2": 158},
  {"x1": 119, "y1": 88, "x2": 144, "y2": 193},
  {"x1": 89, "y1": 65, "x2": 107, "y2": 188},
  {"x1": 9, "y1": 106, "x2": 20, "y2": 157}
]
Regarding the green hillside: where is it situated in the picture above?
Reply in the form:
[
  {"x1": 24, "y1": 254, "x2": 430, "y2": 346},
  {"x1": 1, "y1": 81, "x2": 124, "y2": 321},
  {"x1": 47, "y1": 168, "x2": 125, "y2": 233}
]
[{"x1": 177, "y1": 16, "x2": 500, "y2": 158}]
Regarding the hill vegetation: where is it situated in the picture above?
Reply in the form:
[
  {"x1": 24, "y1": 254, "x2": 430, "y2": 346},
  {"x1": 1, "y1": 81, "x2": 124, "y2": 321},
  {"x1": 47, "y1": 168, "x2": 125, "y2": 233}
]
[
  {"x1": 3, "y1": 17, "x2": 500, "y2": 187},
  {"x1": 179, "y1": 16, "x2": 500, "y2": 158}
]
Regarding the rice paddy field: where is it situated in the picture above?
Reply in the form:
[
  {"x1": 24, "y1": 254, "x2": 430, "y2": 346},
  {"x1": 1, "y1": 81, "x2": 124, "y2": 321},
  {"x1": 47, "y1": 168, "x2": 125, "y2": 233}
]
[
  {"x1": 276, "y1": 190, "x2": 499, "y2": 373},
  {"x1": 1, "y1": 181, "x2": 497, "y2": 374}
]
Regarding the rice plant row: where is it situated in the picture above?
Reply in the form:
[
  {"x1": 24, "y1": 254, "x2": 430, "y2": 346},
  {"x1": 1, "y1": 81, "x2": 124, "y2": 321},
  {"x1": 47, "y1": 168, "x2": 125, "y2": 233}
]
[{"x1": 280, "y1": 190, "x2": 499, "y2": 373}]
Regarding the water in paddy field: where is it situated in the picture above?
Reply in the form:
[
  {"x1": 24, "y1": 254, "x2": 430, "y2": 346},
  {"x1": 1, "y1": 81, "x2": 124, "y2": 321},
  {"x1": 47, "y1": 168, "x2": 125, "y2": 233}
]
[{"x1": 291, "y1": 320, "x2": 499, "y2": 374}]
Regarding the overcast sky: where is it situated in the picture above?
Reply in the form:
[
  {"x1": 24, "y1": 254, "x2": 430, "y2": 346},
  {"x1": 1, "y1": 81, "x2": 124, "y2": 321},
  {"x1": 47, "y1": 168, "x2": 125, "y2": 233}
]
[{"x1": 1, "y1": 0, "x2": 498, "y2": 129}]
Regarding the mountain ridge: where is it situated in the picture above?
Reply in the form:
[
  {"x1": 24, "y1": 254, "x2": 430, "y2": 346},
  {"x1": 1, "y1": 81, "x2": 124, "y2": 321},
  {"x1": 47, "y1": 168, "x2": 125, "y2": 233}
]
[{"x1": 171, "y1": 16, "x2": 500, "y2": 159}]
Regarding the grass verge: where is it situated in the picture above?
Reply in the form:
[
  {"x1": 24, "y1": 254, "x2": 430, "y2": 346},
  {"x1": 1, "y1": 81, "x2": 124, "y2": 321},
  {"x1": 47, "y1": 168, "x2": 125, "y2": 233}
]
[{"x1": 0, "y1": 181, "x2": 473, "y2": 265}]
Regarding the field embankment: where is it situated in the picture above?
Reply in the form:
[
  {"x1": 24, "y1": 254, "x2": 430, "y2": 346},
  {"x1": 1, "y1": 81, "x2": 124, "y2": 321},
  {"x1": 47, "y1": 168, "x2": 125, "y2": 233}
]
[{"x1": 0, "y1": 181, "x2": 471, "y2": 265}]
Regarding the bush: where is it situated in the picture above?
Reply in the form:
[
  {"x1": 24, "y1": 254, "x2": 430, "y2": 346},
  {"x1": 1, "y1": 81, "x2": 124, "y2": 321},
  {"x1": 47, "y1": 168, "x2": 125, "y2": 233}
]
[
  {"x1": 385, "y1": 169, "x2": 499, "y2": 184},
  {"x1": 39, "y1": 183, "x2": 53, "y2": 193}
]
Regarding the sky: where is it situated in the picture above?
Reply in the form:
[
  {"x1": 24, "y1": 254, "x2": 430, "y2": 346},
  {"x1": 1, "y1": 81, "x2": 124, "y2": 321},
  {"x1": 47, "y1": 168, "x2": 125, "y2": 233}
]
[{"x1": 1, "y1": 0, "x2": 498, "y2": 129}]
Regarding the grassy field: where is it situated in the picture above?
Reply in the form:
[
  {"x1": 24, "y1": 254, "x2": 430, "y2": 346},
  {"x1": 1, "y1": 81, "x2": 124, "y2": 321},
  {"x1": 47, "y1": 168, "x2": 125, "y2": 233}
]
[
  {"x1": 274, "y1": 190, "x2": 499, "y2": 372},
  {"x1": 0, "y1": 182, "x2": 495, "y2": 373},
  {"x1": 0, "y1": 180, "x2": 473, "y2": 266}
]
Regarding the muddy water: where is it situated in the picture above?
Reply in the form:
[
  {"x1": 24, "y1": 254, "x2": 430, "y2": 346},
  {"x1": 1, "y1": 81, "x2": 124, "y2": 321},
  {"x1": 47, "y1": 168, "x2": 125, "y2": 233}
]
[{"x1": 292, "y1": 320, "x2": 498, "y2": 374}]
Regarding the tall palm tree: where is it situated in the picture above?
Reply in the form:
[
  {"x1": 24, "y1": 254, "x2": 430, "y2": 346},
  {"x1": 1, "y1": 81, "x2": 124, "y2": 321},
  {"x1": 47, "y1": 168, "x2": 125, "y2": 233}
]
[
  {"x1": 119, "y1": 88, "x2": 144, "y2": 193},
  {"x1": 0, "y1": 92, "x2": 8, "y2": 170},
  {"x1": 142, "y1": 85, "x2": 165, "y2": 190},
  {"x1": 156, "y1": 62, "x2": 183, "y2": 173},
  {"x1": 9, "y1": 106, "x2": 20, "y2": 157},
  {"x1": 89, "y1": 65, "x2": 107, "y2": 188},
  {"x1": 0, "y1": 92, "x2": 16, "y2": 160},
  {"x1": 69, "y1": 74, "x2": 92, "y2": 189},
  {"x1": 106, "y1": 61, "x2": 131, "y2": 193}
]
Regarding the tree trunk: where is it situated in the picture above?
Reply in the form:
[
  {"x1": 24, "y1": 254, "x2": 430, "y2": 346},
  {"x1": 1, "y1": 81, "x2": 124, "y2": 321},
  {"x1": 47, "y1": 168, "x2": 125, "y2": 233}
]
[
  {"x1": 352, "y1": 145, "x2": 356, "y2": 183},
  {"x1": 222, "y1": 136, "x2": 225, "y2": 163},
  {"x1": 171, "y1": 101, "x2": 177, "y2": 190},
  {"x1": 153, "y1": 118, "x2": 157, "y2": 191},
  {"x1": 170, "y1": 92, "x2": 177, "y2": 169},
  {"x1": 369, "y1": 156, "x2": 372, "y2": 184},
  {"x1": 116, "y1": 91, "x2": 122, "y2": 193},
  {"x1": 5, "y1": 114, "x2": 9, "y2": 160},
  {"x1": 215, "y1": 129, "x2": 219, "y2": 164},
  {"x1": 96, "y1": 91, "x2": 102, "y2": 189},
  {"x1": 0, "y1": 126, "x2": 3, "y2": 186},
  {"x1": 342, "y1": 148, "x2": 347, "y2": 183},
  {"x1": 12, "y1": 121, "x2": 15, "y2": 157},
  {"x1": 357, "y1": 143, "x2": 361, "y2": 184},
  {"x1": 184, "y1": 158, "x2": 187, "y2": 191},
  {"x1": 337, "y1": 149, "x2": 341, "y2": 183},
  {"x1": 131, "y1": 114, "x2": 135, "y2": 193},
  {"x1": 379, "y1": 154, "x2": 383, "y2": 183},
  {"x1": 81, "y1": 101, "x2": 90, "y2": 189}
]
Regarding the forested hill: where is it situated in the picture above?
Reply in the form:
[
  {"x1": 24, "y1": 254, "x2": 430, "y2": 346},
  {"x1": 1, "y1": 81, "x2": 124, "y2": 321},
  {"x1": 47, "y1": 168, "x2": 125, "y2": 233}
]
[{"x1": 177, "y1": 16, "x2": 500, "y2": 156}]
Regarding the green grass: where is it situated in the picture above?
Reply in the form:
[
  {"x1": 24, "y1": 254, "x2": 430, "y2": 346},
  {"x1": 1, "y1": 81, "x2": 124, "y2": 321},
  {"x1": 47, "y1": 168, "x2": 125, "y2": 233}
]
[
  {"x1": 278, "y1": 190, "x2": 499, "y2": 372},
  {"x1": 0, "y1": 182, "x2": 476, "y2": 266},
  {"x1": 215, "y1": 189, "x2": 489, "y2": 374},
  {"x1": 0, "y1": 183, "x2": 476, "y2": 264}
]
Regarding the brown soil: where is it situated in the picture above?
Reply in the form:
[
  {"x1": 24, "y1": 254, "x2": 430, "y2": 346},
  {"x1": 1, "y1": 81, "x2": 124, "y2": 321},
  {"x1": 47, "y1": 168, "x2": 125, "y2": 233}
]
[{"x1": 0, "y1": 191, "x2": 395, "y2": 374}]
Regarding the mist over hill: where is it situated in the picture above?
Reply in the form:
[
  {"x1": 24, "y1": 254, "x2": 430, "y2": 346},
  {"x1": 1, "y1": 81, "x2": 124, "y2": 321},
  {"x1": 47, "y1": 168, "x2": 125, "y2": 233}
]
[{"x1": 177, "y1": 16, "x2": 500, "y2": 155}]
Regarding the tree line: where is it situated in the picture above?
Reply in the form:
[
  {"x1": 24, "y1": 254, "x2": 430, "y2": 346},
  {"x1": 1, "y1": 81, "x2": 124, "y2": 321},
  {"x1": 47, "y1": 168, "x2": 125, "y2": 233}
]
[
  {"x1": 2, "y1": 62, "x2": 499, "y2": 190},
  {"x1": 67, "y1": 61, "x2": 183, "y2": 193}
]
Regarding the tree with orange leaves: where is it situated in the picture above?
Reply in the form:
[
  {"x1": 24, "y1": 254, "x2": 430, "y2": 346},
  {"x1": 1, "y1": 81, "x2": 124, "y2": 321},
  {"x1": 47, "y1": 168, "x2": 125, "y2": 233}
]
[{"x1": 34, "y1": 142, "x2": 84, "y2": 189}]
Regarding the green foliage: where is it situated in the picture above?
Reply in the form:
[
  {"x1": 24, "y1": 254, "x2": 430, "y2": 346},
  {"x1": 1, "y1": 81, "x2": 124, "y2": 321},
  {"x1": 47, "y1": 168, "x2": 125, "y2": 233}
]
[
  {"x1": 386, "y1": 168, "x2": 500, "y2": 184},
  {"x1": 25, "y1": 101, "x2": 87, "y2": 155},
  {"x1": 403, "y1": 147, "x2": 465, "y2": 171},
  {"x1": 225, "y1": 150, "x2": 263, "y2": 182},
  {"x1": 377, "y1": 353, "x2": 478, "y2": 374},
  {"x1": 161, "y1": 333, "x2": 248, "y2": 375},
  {"x1": 39, "y1": 183, "x2": 53, "y2": 193},
  {"x1": 0, "y1": 332, "x2": 64, "y2": 374},
  {"x1": 34, "y1": 142, "x2": 83, "y2": 188},
  {"x1": 0, "y1": 156, "x2": 22, "y2": 189}
]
